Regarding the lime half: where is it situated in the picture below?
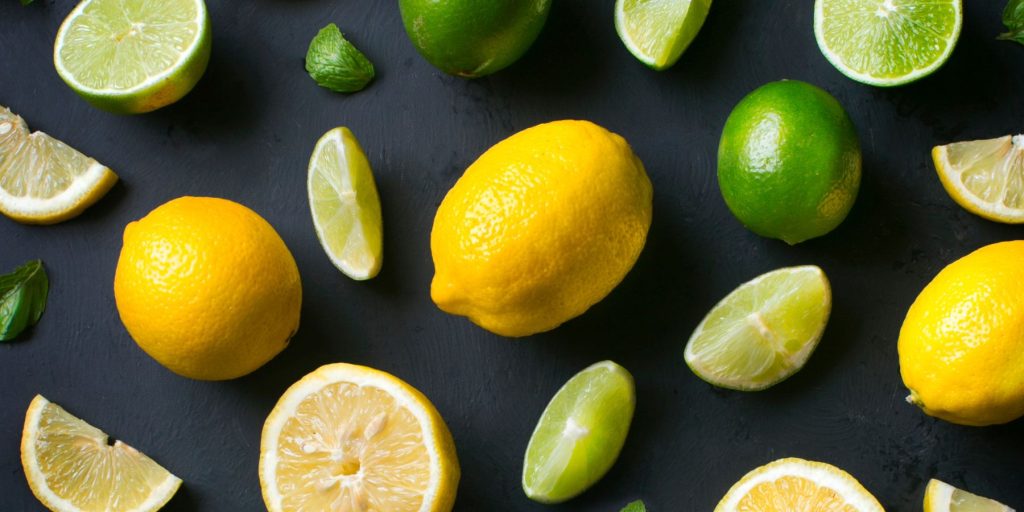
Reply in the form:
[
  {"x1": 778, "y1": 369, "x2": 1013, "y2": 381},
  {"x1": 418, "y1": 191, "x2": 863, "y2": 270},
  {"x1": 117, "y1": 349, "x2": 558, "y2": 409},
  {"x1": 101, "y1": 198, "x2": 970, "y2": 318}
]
[
  {"x1": 814, "y1": 0, "x2": 962, "y2": 87},
  {"x1": 308, "y1": 127, "x2": 383, "y2": 280},
  {"x1": 53, "y1": 0, "x2": 212, "y2": 114},
  {"x1": 615, "y1": 0, "x2": 712, "y2": 70},
  {"x1": 684, "y1": 266, "x2": 831, "y2": 391},
  {"x1": 923, "y1": 479, "x2": 1015, "y2": 512},
  {"x1": 522, "y1": 361, "x2": 635, "y2": 504}
]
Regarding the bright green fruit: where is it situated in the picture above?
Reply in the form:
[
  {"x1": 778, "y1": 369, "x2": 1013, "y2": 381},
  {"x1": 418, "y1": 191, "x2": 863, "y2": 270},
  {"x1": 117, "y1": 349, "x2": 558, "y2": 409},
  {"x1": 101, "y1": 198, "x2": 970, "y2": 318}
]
[
  {"x1": 522, "y1": 361, "x2": 635, "y2": 504},
  {"x1": 615, "y1": 0, "x2": 712, "y2": 70},
  {"x1": 718, "y1": 80, "x2": 861, "y2": 244},
  {"x1": 398, "y1": 0, "x2": 552, "y2": 78},
  {"x1": 685, "y1": 266, "x2": 831, "y2": 391}
]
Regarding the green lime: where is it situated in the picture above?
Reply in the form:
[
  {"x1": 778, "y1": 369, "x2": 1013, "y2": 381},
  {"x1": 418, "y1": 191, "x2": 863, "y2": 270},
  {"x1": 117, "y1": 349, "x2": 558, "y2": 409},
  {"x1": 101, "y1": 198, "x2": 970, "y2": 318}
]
[
  {"x1": 308, "y1": 127, "x2": 383, "y2": 280},
  {"x1": 814, "y1": 0, "x2": 962, "y2": 87},
  {"x1": 718, "y1": 80, "x2": 861, "y2": 244},
  {"x1": 684, "y1": 266, "x2": 831, "y2": 391},
  {"x1": 522, "y1": 361, "x2": 635, "y2": 504},
  {"x1": 53, "y1": 0, "x2": 211, "y2": 114},
  {"x1": 614, "y1": 0, "x2": 712, "y2": 70},
  {"x1": 398, "y1": 0, "x2": 552, "y2": 78}
]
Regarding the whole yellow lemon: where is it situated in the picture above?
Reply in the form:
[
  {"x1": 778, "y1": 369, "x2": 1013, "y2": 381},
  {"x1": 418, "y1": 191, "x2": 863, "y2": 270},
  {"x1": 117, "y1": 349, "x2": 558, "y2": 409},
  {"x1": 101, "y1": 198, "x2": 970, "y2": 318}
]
[
  {"x1": 430, "y1": 120, "x2": 653, "y2": 337},
  {"x1": 899, "y1": 240, "x2": 1024, "y2": 426},
  {"x1": 114, "y1": 197, "x2": 302, "y2": 380}
]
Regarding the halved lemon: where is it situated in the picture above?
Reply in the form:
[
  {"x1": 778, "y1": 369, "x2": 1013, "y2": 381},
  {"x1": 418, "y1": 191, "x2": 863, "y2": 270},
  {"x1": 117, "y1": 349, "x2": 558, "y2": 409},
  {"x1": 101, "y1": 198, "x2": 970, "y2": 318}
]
[
  {"x1": 259, "y1": 363, "x2": 460, "y2": 512},
  {"x1": 0, "y1": 106, "x2": 117, "y2": 224},
  {"x1": 21, "y1": 395, "x2": 182, "y2": 512},
  {"x1": 715, "y1": 457, "x2": 884, "y2": 512},
  {"x1": 924, "y1": 479, "x2": 1015, "y2": 512},
  {"x1": 933, "y1": 135, "x2": 1024, "y2": 223}
]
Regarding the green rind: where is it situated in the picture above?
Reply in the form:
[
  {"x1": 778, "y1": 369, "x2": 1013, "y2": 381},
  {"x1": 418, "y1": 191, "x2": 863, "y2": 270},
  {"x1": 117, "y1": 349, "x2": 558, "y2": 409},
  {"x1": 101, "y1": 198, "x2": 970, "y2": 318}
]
[{"x1": 614, "y1": 0, "x2": 713, "y2": 71}]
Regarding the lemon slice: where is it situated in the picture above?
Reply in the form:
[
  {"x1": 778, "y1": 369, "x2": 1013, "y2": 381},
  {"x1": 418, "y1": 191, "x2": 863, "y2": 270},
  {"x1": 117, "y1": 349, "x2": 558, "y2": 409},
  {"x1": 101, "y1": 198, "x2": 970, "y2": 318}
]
[
  {"x1": 614, "y1": 0, "x2": 712, "y2": 70},
  {"x1": 0, "y1": 106, "x2": 118, "y2": 224},
  {"x1": 924, "y1": 479, "x2": 1016, "y2": 512},
  {"x1": 308, "y1": 127, "x2": 384, "y2": 280},
  {"x1": 20, "y1": 395, "x2": 182, "y2": 512},
  {"x1": 259, "y1": 363, "x2": 460, "y2": 512},
  {"x1": 933, "y1": 135, "x2": 1024, "y2": 223},
  {"x1": 715, "y1": 458, "x2": 884, "y2": 512}
]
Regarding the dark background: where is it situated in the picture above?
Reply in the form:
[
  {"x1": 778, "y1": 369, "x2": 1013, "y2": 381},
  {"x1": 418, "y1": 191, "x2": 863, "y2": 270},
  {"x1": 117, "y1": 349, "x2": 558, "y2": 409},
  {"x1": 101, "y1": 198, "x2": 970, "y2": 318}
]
[{"x1": 3, "y1": 1, "x2": 1023, "y2": 510}]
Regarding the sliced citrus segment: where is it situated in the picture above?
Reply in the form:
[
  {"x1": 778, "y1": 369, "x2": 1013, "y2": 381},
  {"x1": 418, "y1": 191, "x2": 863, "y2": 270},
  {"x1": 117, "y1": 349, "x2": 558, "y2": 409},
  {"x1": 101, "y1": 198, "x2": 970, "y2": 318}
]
[
  {"x1": 933, "y1": 135, "x2": 1024, "y2": 223},
  {"x1": 53, "y1": 0, "x2": 211, "y2": 113},
  {"x1": 715, "y1": 458, "x2": 884, "y2": 512},
  {"x1": 522, "y1": 361, "x2": 635, "y2": 504},
  {"x1": 0, "y1": 106, "x2": 117, "y2": 224},
  {"x1": 814, "y1": 0, "x2": 962, "y2": 86},
  {"x1": 259, "y1": 363, "x2": 459, "y2": 512},
  {"x1": 20, "y1": 395, "x2": 182, "y2": 512},
  {"x1": 924, "y1": 479, "x2": 1016, "y2": 512},
  {"x1": 308, "y1": 127, "x2": 384, "y2": 280},
  {"x1": 614, "y1": 0, "x2": 712, "y2": 70},
  {"x1": 684, "y1": 265, "x2": 831, "y2": 391}
]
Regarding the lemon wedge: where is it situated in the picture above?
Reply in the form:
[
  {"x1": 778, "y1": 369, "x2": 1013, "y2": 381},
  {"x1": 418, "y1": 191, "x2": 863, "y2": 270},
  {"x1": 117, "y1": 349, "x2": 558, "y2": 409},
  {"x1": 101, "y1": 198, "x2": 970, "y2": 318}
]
[
  {"x1": 924, "y1": 479, "x2": 1015, "y2": 512},
  {"x1": 933, "y1": 135, "x2": 1024, "y2": 223}
]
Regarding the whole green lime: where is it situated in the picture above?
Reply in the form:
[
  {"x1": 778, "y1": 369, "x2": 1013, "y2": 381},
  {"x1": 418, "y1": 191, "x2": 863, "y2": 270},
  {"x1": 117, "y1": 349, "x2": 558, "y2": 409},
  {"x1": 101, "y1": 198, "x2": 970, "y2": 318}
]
[
  {"x1": 717, "y1": 80, "x2": 861, "y2": 244},
  {"x1": 398, "y1": 0, "x2": 552, "y2": 78}
]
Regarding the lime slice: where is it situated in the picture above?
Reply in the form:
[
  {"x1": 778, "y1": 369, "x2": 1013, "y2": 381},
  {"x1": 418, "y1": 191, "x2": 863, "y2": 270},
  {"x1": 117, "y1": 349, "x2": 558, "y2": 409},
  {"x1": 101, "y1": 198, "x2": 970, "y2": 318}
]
[
  {"x1": 522, "y1": 360, "x2": 635, "y2": 504},
  {"x1": 53, "y1": 0, "x2": 212, "y2": 114},
  {"x1": 813, "y1": 0, "x2": 962, "y2": 87},
  {"x1": 924, "y1": 479, "x2": 1015, "y2": 512},
  {"x1": 0, "y1": 106, "x2": 118, "y2": 224},
  {"x1": 684, "y1": 266, "x2": 831, "y2": 391},
  {"x1": 615, "y1": 0, "x2": 712, "y2": 70},
  {"x1": 932, "y1": 135, "x2": 1024, "y2": 224},
  {"x1": 308, "y1": 127, "x2": 383, "y2": 280}
]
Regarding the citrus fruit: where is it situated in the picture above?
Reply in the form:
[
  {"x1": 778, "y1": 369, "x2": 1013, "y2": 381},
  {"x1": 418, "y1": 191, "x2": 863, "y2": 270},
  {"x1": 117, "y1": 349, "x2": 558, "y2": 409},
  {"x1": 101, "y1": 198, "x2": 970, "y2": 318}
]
[
  {"x1": 899, "y1": 240, "x2": 1024, "y2": 426},
  {"x1": 522, "y1": 361, "x2": 635, "y2": 504},
  {"x1": 814, "y1": 0, "x2": 962, "y2": 87},
  {"x1": 53, "y1": 0, "x2": 212, "y2": 113},
  {"x1": 398, "y1": 0, "x2": 552, "y2": 78},
  {"x1": 308, "y1": 127, "x2": 383, "y2": 280},
  {"x1": 614, "y1": 0, "x2": 712, "y2": 70},
  {"x1": 21, "y1": 394, "x2": 182, "y2": 512},
  {"x1": 924, "y1": 479, "x2": 1015, "y2": 512},
  {"x1": 684, "y1": 266, "x2": 831, "y2": 391},
  {"x1": 718, "y1": 80, "x2": 861, "y2": 244},
  {"x1": 113, "y1": 196, "x2": 301, "y2": 381},
  {"x1": 430, "y1": 120, "x2": 653, "y2": 337},
  {"x1": 259, "y1": 363, "x2": 459, "y2": 512},
  {"x1": 715, "y1": 458, "x2": 884, "y2": 511},
  {"x1": 0, "y1": 106, "x2": 117, "y2": 224},
  {"x1": 932, "y1": 134, "x2": 1024, "y2": 223}
]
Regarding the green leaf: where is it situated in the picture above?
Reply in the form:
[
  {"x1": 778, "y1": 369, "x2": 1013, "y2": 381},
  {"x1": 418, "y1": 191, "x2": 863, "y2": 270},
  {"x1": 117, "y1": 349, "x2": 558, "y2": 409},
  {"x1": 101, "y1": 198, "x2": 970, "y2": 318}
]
[
  {"x1": 999, "y1": 0, "x2": 1024, "y2": 44},
  {"x1": 305, "y1": 23, "x2": 375, "y2": 93},
  {"x1": 20, "y1": 0, "x2": 36, "y2": 5},
  {"x1": 1, "y1": 260, "x2": 49, "y2": 341},
  {"x1": 621, "y1": 500, "x2": 647, "y2": 512}
]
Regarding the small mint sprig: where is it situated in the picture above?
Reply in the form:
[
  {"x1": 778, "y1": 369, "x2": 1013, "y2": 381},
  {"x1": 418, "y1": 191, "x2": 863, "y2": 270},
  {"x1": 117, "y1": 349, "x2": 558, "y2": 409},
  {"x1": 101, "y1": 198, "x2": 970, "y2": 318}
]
[
  {"x1": 305, "y1": 23, "x2": 375, "y2": 93},
  {"x1": 999, "y1": 0, "x2": 1024, "y2": 45},
  {"x1": 621, "y1": 500, "x2": 647, "y2": 512},
  {"x1": 1, "y1": 260, "x2": 49, "y2": 342}
]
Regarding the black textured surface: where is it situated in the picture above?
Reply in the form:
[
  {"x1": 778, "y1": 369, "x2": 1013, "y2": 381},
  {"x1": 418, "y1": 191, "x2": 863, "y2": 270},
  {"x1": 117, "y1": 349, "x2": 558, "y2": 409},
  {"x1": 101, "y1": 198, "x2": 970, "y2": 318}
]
[{"x1": 3, "y1": 1, "x2": 1024, "y2": 510}]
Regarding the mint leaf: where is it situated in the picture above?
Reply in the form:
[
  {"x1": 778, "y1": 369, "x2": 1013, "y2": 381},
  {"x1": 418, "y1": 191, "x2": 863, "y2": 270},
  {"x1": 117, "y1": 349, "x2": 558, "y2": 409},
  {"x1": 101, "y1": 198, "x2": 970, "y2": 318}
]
[
  {"x1": 1, "y1": 260, "x2": 49, "y2": 341},
  {"x1": 20, "y1": 0, "x2": 36, "y2": 5},
  {"x1": 621, "y1": 500, "x2": 647, "y2": 512},
  {"x1": 999, "y1": 0, "x2": 1024, "y2": 44},
  {"x1": 305, "y1": 23, "x2": 375, "y2": 93}
]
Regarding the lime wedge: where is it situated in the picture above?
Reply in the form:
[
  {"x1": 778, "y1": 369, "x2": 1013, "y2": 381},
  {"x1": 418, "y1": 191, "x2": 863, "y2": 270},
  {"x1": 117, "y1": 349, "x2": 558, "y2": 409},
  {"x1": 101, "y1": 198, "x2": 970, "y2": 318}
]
[
  {"x1": 924, "y1": 479, "x2": 1015, "y2": 512},
  {"x1": 308, "y1": 127, "x2": 383, "y2": 280},
  {"x1": 814, "y1": 0, "x2": 962, "y2": 87},
  {"x1": 53, "y1": 0, "x2": 212, "y2": 113},
  {"x1": 684, "y1": 266, "x2": 831, "y2": 391},
  {"x1": 522, "y1": 361, "x2": 635, "y2": 504},
  {"x1": 933, "y1": 135, "x2": 1024, "y2": 224},
  {"x1": 615, "y1": 0, "x2": 712, "y2": 70}
]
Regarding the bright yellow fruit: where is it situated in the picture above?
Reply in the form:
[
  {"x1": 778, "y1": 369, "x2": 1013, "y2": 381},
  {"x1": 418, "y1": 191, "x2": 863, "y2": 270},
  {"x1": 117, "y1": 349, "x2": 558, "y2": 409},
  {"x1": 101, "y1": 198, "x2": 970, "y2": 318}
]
[
  {"x1": 114, "y1": 196, "x2": 301, "y2": 380},
  {"x1": 260, "y1": 363, "x2": 460, "y2": 512},
  {"x1": 714, "y1": 457, "x2": 884, "y2": 512},
  {"x1": 430, "y1": 120, "x2": 653, "y2": 337},
  {"x1": 899, "y1": 241, "x2": 1024, "y2": 426}
]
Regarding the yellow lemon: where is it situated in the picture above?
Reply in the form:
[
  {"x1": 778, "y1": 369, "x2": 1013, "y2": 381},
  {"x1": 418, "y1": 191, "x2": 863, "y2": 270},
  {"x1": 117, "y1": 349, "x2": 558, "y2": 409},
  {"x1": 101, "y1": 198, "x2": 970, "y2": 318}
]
[
  {"x1": 114, "y1": 196, "x2": 302, "y2": 380},
  {"x1": 430, "y1": 120, "x2": 653, "y2": 337},
  {"x1": 898, "y1": 240, "x2": 1024, "y2": 426}
]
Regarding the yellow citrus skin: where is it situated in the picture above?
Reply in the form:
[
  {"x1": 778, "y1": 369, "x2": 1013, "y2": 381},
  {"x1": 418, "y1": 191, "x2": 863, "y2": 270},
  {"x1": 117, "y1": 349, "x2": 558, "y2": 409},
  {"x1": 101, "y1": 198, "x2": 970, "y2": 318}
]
[
  {"x1": 114, "y1": 196, "x2": 302, "y2": 380},
  {"x1": 899, "y1": 241, "x2": 1024, "y2": 426},
  {"x1": 430, "y1": 120, "x2": 653, "y2": 337}
]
